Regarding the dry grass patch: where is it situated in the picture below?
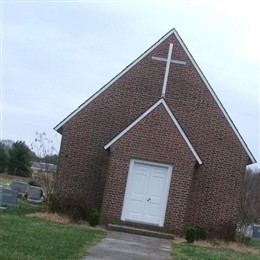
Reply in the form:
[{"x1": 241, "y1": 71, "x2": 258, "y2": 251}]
[
  {"x1": 173, "y1": 236, "x2": 259, "y2": 255},
  {"x1": 0, "y1": 173, "x2": 33, "y2": 184},
  {"x1": 27, "y1": 212, "x2": 71, "y2": 224},
  {"x1": 223, "y1": 242, "x2": 259, "y2": 254},
  {"x1": 27, "y1": 212, "x2": 106, "y2": 231}
]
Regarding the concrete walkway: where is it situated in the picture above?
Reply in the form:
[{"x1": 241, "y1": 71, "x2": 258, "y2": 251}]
[{"x1": 84, "y1": 231, "x2": 172, "y2": 260}]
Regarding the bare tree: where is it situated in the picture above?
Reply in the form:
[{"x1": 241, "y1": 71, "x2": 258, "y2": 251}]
[
  {"x1": 31, "y1": 132, "x2": 57, "y2": 165},
  {"x1": 239, "y1": 167, "x2": 260, "y2": 224},
  {"x1": 31, "y1": 132, "x2": 58, "y2": 212}
]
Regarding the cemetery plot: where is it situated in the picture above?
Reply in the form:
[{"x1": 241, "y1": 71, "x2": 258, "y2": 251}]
[
  {"x1": 0, "y1": 185, "x2": 19, "y2": 208},
  {"x1": 0, "y1": 185, "x2": 6, "y2": 212},
  {"x1": 252, "y1": 225, "x2": 260, "y2": 241},
  {"x1": 11, "y1": 181, "x2": 29, "y2": 193},
  {"x1": 27, "y1": 185, "x2": 43, "y2": 204},
  {"x1": 0, "y1": 180, "x2": 43, "y2": 208}
]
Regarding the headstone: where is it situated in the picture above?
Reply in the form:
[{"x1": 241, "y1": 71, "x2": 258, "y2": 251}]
[
  {"x1": 251, "y1": 224, "x2": 260, "y2": 241},
  {"x1": 1, "y1": 187, "x2": 19, "y2": 208},
  {"x1": 240, "y1": 224, "x2": 252, "y2": 237},
  {"x1": 27, "y1": 186, "x2": 43, "y2": 204},
  {"x1": 10, "y1": 181, "x2": 29, "y2": 193},
  {"x1": 0, "y1": 185, "x2": 6, "y2": 212},
  {"x1": 3, "y1": 184, "x2": 11, "y2": 189}
]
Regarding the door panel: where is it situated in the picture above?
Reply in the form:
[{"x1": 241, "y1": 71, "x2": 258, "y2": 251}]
[
  {"x1": 143, "y1": 166, "x2": 168, "y2": 224},
  {"x1": 122, "y1": 160, "x2": 172, "y2": 226},
  {"x1": 127, "y1": 163, "x2": 150, "y2": 221}
]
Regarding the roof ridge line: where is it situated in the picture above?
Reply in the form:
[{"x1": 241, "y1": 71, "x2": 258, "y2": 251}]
[{"x1": 54, "y1": 29, "x2": 177, "y2": 132}]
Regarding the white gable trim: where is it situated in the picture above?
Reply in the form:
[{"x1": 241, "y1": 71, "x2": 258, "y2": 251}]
[
  {"x1": 104, "y1": 99, "x2": 203, "y2": 165},
  {"x1": 173, "y1": 30, "x2": 256, "y2": 163},
  {"x1": 104, "y1": 99, "x2": 162, "y2": 150},
  {"x1": 161, "y1": 100, "x2": 202, "y2": 165},
  {"x1": 54, "y1": 29, "x2": 176, "y2": 132},
  {"x1": 54, "y1": 29, "x2": 255, "y2": 163}
]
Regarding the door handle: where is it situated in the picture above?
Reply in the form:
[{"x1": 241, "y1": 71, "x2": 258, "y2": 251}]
[{"x1": 147, "y1": 198, "x2": 151, "y2": 202}]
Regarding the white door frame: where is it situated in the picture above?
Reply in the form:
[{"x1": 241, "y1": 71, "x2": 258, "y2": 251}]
[{"x1": 121, "y1": 159, "x2": 173, "y2": 227}]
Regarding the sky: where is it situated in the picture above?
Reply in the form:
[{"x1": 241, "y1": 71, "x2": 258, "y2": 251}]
[{"x1": 0, "y1": 1, "x2": 259, "y2": 167}]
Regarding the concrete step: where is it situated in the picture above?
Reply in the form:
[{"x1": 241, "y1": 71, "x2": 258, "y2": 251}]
[{"x1": 108, "y1": 223, "x2": 174, "y2": 240}]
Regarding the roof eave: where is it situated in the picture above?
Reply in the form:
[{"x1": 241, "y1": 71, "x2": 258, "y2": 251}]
[
  {"x1": 104, "y1": 98, "x2": 203, "y2": 166},
  {"x1": 54, "y1": 28, "x2": 177, "y2": 133}
]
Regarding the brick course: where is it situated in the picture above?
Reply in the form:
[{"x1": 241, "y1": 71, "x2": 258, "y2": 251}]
[{"x1": 55, "y1": 30, "x2": 251, "y2": 233}]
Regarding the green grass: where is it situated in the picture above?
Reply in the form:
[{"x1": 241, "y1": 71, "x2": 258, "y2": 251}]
[
  {"x1": 0, "y1": 175, "x2": 14, "y2": 185},
  {"x1": 0, "y1": 200, "x2": 106, "y2": 260},
  {"x1": 251, "y1": 241, "x2": 260, "y2": 250},
  {"x1": 173, "y1": 242, "x2": 260, "y2": 260}
]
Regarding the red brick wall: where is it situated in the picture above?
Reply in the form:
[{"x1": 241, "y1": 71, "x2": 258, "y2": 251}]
[
  {"x1": 101, "y1": 105, "x2": 197, "y2": 233},
  {"x1": 55, "y1": 31, "x2": 250, "y2": 230}
]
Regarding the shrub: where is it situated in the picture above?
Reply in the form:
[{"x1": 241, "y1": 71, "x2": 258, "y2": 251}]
[
  {"x1": 207, "y1": 221, "x2": 237, "y2": 242},
  {"x1": 185, "y1": 226, "x2": 207, "y2": 243},
  {"x1": 49, "y1": 194, "x2": 92, "y2": 222},
  {"x1": 235, "y1": 232, "x2": 251, "y2": 246},
  {"x1": 8, "y1": 168, "x2": 31, "y2": 177},
  {"x1": 185, "y1": 227, "x2": 197, "y2": 243},
  {"x1": 0, "y1": 166, "x2": 6, "y2": 173},
  {"x1": 0, "y1": 143, "x2": 8, "y2": 173},
  {"x1": 87, "y1": 209, "x2": 100, "y2": 227},
  {"x1": 194, "y1": 225, "x2": 207, "y2": 240},
  {"x1": 7, "y1": 141, "x2": 32, "y2": 177}
]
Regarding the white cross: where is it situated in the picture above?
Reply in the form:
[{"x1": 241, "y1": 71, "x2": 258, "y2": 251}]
[{"x1": 152, "y1": 43, "x2": 186, "y2": 98}]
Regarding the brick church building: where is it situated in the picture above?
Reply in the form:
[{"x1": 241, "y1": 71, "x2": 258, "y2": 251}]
[{"x1": 54, "y1": 29, "x2": 256, "y2": 233}]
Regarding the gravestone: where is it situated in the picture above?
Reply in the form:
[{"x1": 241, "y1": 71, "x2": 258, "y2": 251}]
[
  {"x1": 11, "y1": 181, "x2": 29, "y2": 193},
  {"x1": 3, "y1": 184, "x2": 11, "y2": 189},
  {"x1": 240, "y1": 224, "x2": 252, "y2": 237},
  {"x1": 27, "y1": 186, "x2": 43, "y2": 204},
  {"x1": 0, "y1": 185, "x2": 6, "y2": 212},
  {"x1": 252, "y1": 224, "x2": 260, "y2": 241},
  {"x1": 2, "y1": 187, "x2": 19, "y2": 208}
]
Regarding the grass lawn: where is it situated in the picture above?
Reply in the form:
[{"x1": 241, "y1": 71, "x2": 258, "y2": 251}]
[
  {"x1": 173, "y1": 240, "x2": 260, "y2": 260},
  {"x1": 0, "y1": 175, "x2": 14, "y2": 185},
  {"x1": 0, "y1": 200, "x2": 106, "y2": 260}
]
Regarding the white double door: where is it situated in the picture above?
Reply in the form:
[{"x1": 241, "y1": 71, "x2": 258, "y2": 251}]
[{"x1": 121, "y1": 160, "x2": 172, "y2": 227}]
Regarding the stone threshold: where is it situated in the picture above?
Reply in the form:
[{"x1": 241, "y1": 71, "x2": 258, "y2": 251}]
[{"x1": 108, "y1": 223, "x2": 174, "y2": 240}]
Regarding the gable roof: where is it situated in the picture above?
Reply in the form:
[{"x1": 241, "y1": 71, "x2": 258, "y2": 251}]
[
  {"x1": 104, "y1": 99, "x2": 203, "y2": 165},
  {"x1": 54, "y1": 28, "x2": 256, "y2": 164}
]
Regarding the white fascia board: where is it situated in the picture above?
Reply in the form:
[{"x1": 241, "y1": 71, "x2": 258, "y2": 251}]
[
  {"x1": 173, "y1": 31, "x2": 256, "y2": 164},
  {"x1": 104, "y1": 99, "x2": 202, "y2": 165},
  {"x1": 161, "y1": 100, "x2": 202, "y2": 165},
  {"x1": 54, "y1": 29, "x2": 177, "y2": 132},
  {"x1": 54, "y1": 28, "x2": 255, "y2": 164},
  {"x1": 104, "y1": 99, "x2": 163, "y2": 150}
]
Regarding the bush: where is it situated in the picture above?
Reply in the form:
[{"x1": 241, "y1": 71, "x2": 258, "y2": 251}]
[
  {"x1": 7, "y1": 168, "x2": 31, "y2": 177},
  {"x1": 235, "y1": 232, "x2": 251, "y2": 246},
  {"x1": 87, "y1": 209, "x2": 100, "y2": 227},
  {"x1": 49, "y1": 194, "x2": 92, "y2": 222},
  {"x1": 0, "y1": 143, "x2": 8, "y2": 173},
  {"x1": 185, "y1": 226, "x2": 207, "y2": 243},
  {"x1": 207, "y1": 221, "x2": 237, "y2": 242},
  {"x1": 185, "y1": 227, "x2": 197, "y2": 243},
  {"x1": 194, "y1": 225, "x2": 207, "y2": 240},
  {"x1": 7, "y1": 141, "x2": 32, "y2": 177}
]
